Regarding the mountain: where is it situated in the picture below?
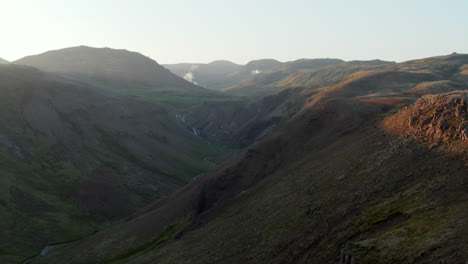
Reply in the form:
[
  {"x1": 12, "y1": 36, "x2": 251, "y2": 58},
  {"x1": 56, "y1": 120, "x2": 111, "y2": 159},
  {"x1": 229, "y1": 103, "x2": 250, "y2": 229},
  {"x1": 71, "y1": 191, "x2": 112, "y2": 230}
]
[
  {"x1": 244, "y1": 59, "x2": 283, "y2": 70},
  {"x1": 14, "y1": 46, "x2": 193, "y2": 87},
  {"x1": 0, "y1": 64, "x2": 227, "y2": 263},
  {"x1": 33, "y1": 53, "x2": 468, "y2": 264},
  {"x1": 0, "y1": 57, "x2": 8, "y2": 64},
  {"x1": 13, "y1": 46, "x2": 220, "y2": 108},
  {"x1": 278, "y1": 58, "x2": 346, "y2": 72}
]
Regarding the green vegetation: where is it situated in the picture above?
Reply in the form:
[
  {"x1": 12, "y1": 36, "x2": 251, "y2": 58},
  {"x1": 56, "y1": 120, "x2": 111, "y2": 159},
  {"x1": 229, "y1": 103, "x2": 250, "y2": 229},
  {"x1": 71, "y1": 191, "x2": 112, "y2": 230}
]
[
  {"x1": 106, "y1": 212, "x2": 195, "y2": 264},
  {"x1": 378, "y1": 104, "x2": 409, "y2": 117},
  {"x1": 0, "y1": 65, "x2": 233, "y2": 261}
]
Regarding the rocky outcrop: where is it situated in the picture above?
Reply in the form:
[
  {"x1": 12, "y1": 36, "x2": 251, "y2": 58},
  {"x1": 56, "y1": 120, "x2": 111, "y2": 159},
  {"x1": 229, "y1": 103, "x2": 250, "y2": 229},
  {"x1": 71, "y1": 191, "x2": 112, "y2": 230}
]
[{"x1": 383, "y1": 91, "x2": 468, "y2": 156}]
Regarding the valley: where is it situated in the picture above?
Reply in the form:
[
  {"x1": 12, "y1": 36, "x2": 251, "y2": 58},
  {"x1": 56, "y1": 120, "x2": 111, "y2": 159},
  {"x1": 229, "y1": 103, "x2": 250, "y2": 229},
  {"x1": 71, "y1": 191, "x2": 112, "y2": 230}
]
[{"x1": 0, "y1": 47, "x2": 467, "y2": 264}]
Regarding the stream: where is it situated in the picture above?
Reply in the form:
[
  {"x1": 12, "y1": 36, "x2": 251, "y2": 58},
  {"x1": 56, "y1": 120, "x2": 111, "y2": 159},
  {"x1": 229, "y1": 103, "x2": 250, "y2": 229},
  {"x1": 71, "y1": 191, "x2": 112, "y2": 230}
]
[
  {"x1": 22, "y1": 240, "x2": 80, "y2": 264},
  {"x1": 176, "y1": 114, "x2": 201, "y2": 136}
]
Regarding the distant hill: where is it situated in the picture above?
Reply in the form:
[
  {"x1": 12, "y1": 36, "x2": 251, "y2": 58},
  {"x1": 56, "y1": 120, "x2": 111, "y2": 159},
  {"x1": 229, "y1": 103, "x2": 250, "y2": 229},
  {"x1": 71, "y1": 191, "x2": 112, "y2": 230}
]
[
  {"x1": 245, "y1": 59, "x2": 283, "y2": 70},
  {"x1": 279, "y1": 58, "x2": 345, "y2": 72},
  {"x1": 13, "y1": 46, "x2": 214, "y2": 98},
  {"x1": 0, "y1": 57, "x2": 8, "y2": 64},
  {"x1": 223, "y1": 58, "x2": 349, "y2": 96}
]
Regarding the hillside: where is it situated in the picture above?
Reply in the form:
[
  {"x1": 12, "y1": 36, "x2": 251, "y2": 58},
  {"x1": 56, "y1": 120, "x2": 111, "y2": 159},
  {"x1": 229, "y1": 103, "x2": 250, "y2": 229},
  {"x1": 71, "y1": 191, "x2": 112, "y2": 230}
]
[
  {"x1": 33, "y1": 53, "x2": 468, "y2": 264},
  {"x1": 189, "y1": 88, "x2": 306, "y2": 148},
  {"x1": 0, "y1": 65, "x2": 227, "y2": 263},
  {"x1": 13, "y1": 46, "x2": 222, "y2": 108},
  {"x1": 223, "y1": 59, "x2": 391, "y2": 96},
  {"x1": 0, "y1": 57, "x2": 8, "y2": 64}
]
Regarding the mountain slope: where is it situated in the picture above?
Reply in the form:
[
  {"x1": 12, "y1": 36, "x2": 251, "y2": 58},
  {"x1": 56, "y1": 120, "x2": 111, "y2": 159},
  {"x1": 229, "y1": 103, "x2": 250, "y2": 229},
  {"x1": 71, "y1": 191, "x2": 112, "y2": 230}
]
[
  {"x1": 34, "y1": 54, "x2": 468, "y2": 264},
  {"x1": 36, "y1": 94, "x2": 468, "y2": 264},
  {"x1": 0, "y1": 57, "x2": 8, "y2": 64},
  {"x1": 0, "y1": 65, "x2": 226, "y2": 262}
]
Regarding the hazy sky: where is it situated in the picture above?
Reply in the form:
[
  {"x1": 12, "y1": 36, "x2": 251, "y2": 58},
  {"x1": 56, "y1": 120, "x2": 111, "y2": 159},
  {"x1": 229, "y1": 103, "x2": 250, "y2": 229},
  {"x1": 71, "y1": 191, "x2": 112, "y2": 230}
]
[{"x1": 1, "y1": 0, "x2": 467, "y2": 64}]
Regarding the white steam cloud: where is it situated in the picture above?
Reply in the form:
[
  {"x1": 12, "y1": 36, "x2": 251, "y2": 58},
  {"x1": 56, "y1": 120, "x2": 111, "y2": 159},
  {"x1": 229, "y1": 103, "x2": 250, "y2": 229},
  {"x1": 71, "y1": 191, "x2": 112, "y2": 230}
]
[
  {"x1": 251, "y1": 69, "x2": 261, "y2": 75},
  {"x1": 183, "y1": 64, "x2": 200, "y2": 85},
  {"x1": 184, "y1": 72, "x2": 199, "y2": 85}
]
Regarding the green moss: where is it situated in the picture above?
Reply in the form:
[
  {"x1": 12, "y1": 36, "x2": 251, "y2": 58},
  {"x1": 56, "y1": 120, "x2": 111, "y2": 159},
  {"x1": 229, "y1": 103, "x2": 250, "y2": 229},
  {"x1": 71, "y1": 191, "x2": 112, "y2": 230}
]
[
  {"x1": 106, "y1": 213, "x2": 194, "y2": 263},
  {"x1": 378, "y1": 104, "x2": 409, "y2": 117}
]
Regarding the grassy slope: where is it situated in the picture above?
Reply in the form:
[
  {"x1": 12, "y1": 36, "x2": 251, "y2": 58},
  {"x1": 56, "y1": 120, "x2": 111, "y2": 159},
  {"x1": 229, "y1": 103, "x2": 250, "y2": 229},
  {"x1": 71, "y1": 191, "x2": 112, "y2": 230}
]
[
  {"x1": 0, "y1": 71, "x2": 97, "y2": 260},
  {"x1": 0, "y1": 65, "x2": 229, "y2": 262}
]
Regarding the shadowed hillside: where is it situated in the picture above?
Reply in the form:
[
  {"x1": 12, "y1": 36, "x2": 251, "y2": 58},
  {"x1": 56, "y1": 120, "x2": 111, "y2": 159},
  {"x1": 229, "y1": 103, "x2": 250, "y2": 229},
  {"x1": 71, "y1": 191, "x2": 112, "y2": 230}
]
[
  {"x1": 0, "y1": 64, "x2": 227, "y2": 263},
  {"x1": 14, "y1": 46, "x2": 194, "y2": 87}
]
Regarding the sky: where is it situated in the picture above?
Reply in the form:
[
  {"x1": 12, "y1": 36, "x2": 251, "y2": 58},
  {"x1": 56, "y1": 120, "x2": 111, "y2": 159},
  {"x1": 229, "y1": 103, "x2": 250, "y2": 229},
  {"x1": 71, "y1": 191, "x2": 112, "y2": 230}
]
[{"x1": 0, "y1": 0, "x2": 467, "y2": 64}]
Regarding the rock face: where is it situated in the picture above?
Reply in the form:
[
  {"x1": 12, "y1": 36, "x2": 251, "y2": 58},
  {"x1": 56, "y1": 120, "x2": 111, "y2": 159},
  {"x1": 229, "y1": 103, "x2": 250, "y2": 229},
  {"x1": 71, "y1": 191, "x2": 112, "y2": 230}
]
[
  {"x1": 384, "y1": 91, "x2": 468, "y2": 155},
  {"x1": 190, "y1": 88, "x2": 305, "y2": 148}
]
